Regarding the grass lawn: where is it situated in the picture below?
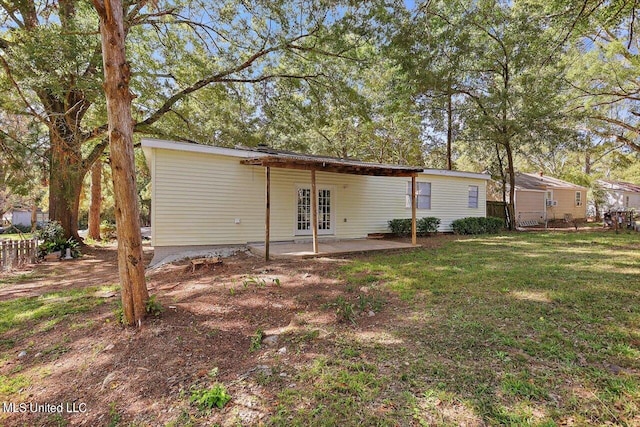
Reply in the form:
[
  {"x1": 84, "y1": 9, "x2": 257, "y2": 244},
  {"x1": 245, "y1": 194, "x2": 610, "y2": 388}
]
[
  {"x1": 272, "y1": 231, "x2": 640, "y2": 426},
  {"x1": 0, "y1": 231, "x2": 638, "y2": 426},
  {"x1": 0, "y1": 233, "x2": 35, "y2": 241}
]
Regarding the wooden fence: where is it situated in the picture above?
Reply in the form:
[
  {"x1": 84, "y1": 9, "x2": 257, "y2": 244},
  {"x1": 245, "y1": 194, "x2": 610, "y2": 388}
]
[
  {"x1": 487, "y1": 201, "x2": 509, "y2": 221},
  {"x1": 0, "y1": 238, "x2": 38, "y2": 270}
]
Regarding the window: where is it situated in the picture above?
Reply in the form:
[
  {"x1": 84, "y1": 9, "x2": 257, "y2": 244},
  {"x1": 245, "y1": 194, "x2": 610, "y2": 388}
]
[
  {"x1": 546, "y1": 190, "x2": 553, "y2": 202},
  {"x1": 575, "y1": 191, "x2": 582, "y2": 207},
  {"x1": 406, "y1": 181, "x2": 431, "y2": 209},
  {"x1": 468, "y1": 185, "x2": 479, "y2": 208}
]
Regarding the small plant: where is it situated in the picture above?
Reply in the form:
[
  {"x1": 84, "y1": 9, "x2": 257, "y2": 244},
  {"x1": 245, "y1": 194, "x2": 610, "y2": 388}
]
[
  {"x1": 190, "y1": 383, "x2": 231, "y2": 410},
  {"x1": 107, "y1": 402, "x2": 121, "y2": 427},
  {"x1": 145, "y1": 295, "x2": 163, "y2": 317},
  {"x1": 243, "y1": 276, "x2": 267, "y2": 288},
  {"x1": 356, "y1": 293, "x2": 385, "y2": 312},
  {"x1": 113, "y1": 301, "x2": 126, "y2": 325},
  {"x1": 334, "y1": 296, "x2": 356, "y2": 324},
  {"x1": 250, "y1": 328, "x2": 265, "y2": 352},
  {"x1": 272, "y1": 278, "x2": 281, "y2": 286}
]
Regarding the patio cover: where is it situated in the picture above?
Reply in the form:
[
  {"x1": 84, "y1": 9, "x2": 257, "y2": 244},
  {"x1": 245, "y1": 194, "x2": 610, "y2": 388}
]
[{"x1": 240, "y1": 148, "x2": 424, "y2": 260}]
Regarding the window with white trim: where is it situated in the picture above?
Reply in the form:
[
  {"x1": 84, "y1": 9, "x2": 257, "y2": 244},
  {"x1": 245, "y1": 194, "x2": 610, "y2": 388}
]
[
  {"x1": 468, "y1": 185, "x2": 479, "y2": 208},
  {"x1": 575, "y1": 191, "x2": 583, "y2": 207},
  {"x1": 406, "y1": 181, "x2": 431, "y2": 209}
]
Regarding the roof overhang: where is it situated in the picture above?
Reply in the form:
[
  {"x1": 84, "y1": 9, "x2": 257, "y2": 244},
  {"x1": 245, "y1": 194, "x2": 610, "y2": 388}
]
[{"x1": 241, "y1": 155, "x2": 423, "y2": 177}]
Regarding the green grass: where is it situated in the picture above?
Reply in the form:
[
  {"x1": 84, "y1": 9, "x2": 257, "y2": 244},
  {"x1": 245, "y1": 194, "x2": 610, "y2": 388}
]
[
  {"x1": 0, "y1": 271, "x2": 44, "y2": 287},
  {"x1": 271, "y1": 231, "x2": 640, "y2": 426},
  {"x1": 0, "y1": 285, "x2": 117, "y2": 335},
  {"x1": 0, "y1": 233, "x2": 34, "y2": 240}
]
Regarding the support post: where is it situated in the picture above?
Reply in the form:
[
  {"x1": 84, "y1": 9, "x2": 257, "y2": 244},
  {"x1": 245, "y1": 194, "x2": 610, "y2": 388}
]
[
  {"x1": 411, "y1": 175, "x2": 417, "y2": 246},
  {"x1": 311, "y1": 169, "x2": 319, "y2": 253},
  {"x1": 265, "y1": 166, "x2": 271, "y2": 261}
]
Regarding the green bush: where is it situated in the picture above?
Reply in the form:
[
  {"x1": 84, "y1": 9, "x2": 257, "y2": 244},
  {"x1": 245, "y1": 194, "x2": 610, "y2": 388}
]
[
  {"x1": 388, "y1": 219, "x2": 412, "y2": 236},
  {"x1": 388, "y1": 217, "x2": 441, "y2": 236},
  {"x1": 36, "y1": 221, "x2": 81, "y2": 258},
  {"x1": 417, "y1": 217, "x2": 440, "y2": 234},
  {"x1": 6, "y1": 224, "x2": 32, "y2": 233},
  {"x1": 451, "y1": 217, "x2": 504, "y2": 235}
]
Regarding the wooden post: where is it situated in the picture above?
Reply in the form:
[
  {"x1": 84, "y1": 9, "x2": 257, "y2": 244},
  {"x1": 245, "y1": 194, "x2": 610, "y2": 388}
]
[
  {"x1": 411, "y1": 175, "x2": 417, "y2": 246},
  {"x1": 1, "y1": 240, "x2": 6, "y2": 270},
  {"x1": 311, "y1": 169, "x2": 319, "y2": 253},
  {"x1": 265, "y1": 166, "x2": 271, "y2": 261}
]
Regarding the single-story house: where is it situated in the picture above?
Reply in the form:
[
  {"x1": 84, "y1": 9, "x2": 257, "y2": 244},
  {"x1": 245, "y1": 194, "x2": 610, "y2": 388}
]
[
  {"x1": 594, "y1": 180, "x2": 640, "y2": 213},
  {"x1": 2, "y1": 208, "x2": 48, "y2": 228},
  {"x1": 514, "y1": 172, "x2": 587, "y2": 225},
  {"x1": 142, "y1": 138, "x2": 491, "y2": 265}
]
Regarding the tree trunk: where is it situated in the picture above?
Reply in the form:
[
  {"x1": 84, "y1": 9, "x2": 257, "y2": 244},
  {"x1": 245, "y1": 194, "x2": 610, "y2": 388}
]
[
  {"x1": 505, "y1": 141, "x2": 516, "y2": 231},
  {"x1": 30, "y1": 202, "x2": 37, "y2": 232},
  {"x1": 88, "y1": 159, "x2": 102, "y2": 240},
  {"x1": 48, "y1": 128, "x2": 84, "y2": 241},
  {"x1": 94, "y1": 0, "x2": 148, "y2": 326},
  {"x1": 446, "y1": 84, "x2": 453, "y2": 171}
]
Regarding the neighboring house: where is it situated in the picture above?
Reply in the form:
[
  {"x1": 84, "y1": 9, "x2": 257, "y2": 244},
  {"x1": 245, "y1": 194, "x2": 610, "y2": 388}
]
[
  {"x1": 2, "y1": 208, "x2": 48, "y2": 228},
  {"x1": 594, "y1": 180, "x2": 640, "y2": 213},
  {"x1": 514, "y1": 172, "x2": 587, "y2": 225},
  {"x1": 142, "y1": 138, "x2": 491, "y2": 265}
]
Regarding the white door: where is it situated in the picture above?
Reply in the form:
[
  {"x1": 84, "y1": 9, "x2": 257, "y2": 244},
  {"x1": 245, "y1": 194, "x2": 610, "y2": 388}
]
[{"x1": 296, "y1": 187, "x2": 334, "y2": 235}]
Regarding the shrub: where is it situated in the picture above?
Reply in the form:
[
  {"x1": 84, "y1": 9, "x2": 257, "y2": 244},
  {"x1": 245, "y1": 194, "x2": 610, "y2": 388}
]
[
  {"x1": 417, "y1": 217, "x2": 440, "y2": 234},
  {"x1": 36, "y1": 221, "x2": 81, "y2": 258},
  {"x1": 6, "y1": 224, "x2": 32, "y2": 233},
  {"x1": 388, "y1": 219, "x2": 412, "y2": 237},
  {"x1": 388, "y1": 217, "x2": 441, "y2": 236},
  {"x1": 451, "y1": 217, "x2": 504, "y2": 235}
]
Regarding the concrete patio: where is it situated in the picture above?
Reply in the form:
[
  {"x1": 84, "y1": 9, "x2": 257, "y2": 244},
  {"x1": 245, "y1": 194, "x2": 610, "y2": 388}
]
[{"x1": 248, "y1": 238, "x2": 419, "y2": 259}]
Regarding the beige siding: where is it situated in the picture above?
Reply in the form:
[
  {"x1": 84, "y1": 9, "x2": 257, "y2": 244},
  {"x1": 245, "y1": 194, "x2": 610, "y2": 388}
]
[
  {"x1": 546, "y1": 189, "x2": 587, "y2": 220},
  {"x1": 627, "y1": 193, "x2": 640, "y2": 209},
  {"x1": 149, "y1": 147, "x2": 488, "y2": 247},
  {"x1": 515, "y1": 190, "x2": 545, "y2": 222}
]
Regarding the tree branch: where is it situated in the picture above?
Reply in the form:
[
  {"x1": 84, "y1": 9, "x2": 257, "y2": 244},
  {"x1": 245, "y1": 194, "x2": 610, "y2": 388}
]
[
  {"x1": 134, "y1": 32, "x2": 317, "y2": 129},
  {"x1": 0, "y1": 54, "x2": 49, "y2": 125}
]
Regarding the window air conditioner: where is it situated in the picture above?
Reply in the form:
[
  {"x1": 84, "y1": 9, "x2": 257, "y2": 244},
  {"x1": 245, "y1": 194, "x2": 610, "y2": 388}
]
[{"x1": 546, "y1": 200, "x2": 557, "y2": 207}]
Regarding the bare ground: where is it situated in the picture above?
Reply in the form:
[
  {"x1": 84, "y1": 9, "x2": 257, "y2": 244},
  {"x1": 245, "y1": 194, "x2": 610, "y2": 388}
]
[{"x1": 0, "y1": 236, "x2": 460, "y2": 426}]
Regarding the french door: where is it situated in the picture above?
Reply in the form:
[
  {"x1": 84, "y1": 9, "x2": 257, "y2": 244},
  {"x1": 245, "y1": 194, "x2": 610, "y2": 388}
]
[{"x1": 296, "y1": 186, "x2": 334, "y2": 235}]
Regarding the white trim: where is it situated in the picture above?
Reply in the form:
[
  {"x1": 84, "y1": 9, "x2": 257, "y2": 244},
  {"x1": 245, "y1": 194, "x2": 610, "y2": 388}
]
[
  {"x1": 421, "y1": 169, "x2": 491, "y2": 180},
  {"x1": 141, "y1": 138, "x2": 264, "y2": 159}
]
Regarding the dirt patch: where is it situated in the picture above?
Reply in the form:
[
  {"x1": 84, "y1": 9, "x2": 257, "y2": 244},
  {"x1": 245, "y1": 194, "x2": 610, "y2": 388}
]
[{"x1": 0, "y1": 237, "x2": 453, "y2": 426}]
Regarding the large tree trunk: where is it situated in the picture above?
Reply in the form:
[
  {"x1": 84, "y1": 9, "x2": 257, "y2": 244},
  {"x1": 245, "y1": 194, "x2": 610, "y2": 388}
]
[
  {"x1": 446, "y1": 80, "x2": 453, "y2": 171},
  {"x1": 48, "y1": 128, "x2": 84, "y2": 240},
  {"x1": 88, "y1": 159, "x2": 102, "y2": 240},
  {"x1": 94, "y1": 0, "x2": 148, "y2": 326},
  {"x1": 505, "y1": 141, "x2": 516, "y2": 231}
]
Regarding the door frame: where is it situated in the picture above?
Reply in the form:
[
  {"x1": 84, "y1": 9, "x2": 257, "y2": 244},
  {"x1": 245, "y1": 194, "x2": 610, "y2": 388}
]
[{"x1": 294, "y1": 184, "x2": 336, "y2": 236}]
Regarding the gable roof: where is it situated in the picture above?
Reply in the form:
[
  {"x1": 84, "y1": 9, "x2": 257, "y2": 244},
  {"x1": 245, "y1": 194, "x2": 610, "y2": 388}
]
[
  {"x1": 597, "y1": 179, "x2": 640, "y2": 193},
  {"x1": 515, "y1": 173, "x2": 586, "y2": 191}
]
